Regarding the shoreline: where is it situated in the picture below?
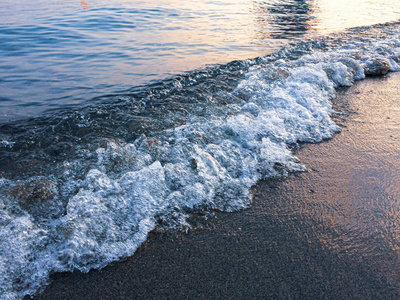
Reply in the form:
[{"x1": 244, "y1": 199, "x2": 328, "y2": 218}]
[{"x1": 34, "y1": 73, "x2": 400, "y2": 299}]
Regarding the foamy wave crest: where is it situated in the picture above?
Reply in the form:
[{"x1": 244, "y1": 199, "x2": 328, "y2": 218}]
[{"x1": 1, "y1": 24, "x2": 400, "y2": 299}]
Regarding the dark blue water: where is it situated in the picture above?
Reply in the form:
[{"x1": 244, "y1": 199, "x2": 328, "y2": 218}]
[{"x1": 1, "y1": 0, "x2": 399, "y2": 122}]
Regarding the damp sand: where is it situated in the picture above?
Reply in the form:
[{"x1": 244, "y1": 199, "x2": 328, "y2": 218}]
[{"x1": 34, "y1": 72, "x2": 400, "y2": 299}]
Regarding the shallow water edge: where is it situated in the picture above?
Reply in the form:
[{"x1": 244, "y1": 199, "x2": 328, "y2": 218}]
[{"x1": 35, "y1": 73, "x2": 400, "y2": 299}]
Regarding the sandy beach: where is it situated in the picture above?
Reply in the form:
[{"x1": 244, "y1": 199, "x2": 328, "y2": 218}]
[{"x1": 34, "y1": 72, "x2": 400, "y2": 299}]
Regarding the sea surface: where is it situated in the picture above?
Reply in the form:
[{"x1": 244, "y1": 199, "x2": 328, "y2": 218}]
[
  {"x1": 1, "y1": 0, "x2": 400, "y2": 122},
  {"x1": 1, "y1": 1, "x2": 400, "y2": 299}
]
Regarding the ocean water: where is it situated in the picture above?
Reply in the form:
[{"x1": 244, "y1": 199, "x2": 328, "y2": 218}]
[
  {"x1": 1, "y1": 0, "x2": 400, "y2": 122},
  {"x1": 1, "y1": 1, "x2": 400, "y2": 299}
]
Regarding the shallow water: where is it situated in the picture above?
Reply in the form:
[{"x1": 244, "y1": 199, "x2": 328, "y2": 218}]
[
  {"x1": 1, "y1": 0, "x2": 400, "y2": 122},
  {"x1": 1, "y1": 1, "x2": 400, "y2": 299}
]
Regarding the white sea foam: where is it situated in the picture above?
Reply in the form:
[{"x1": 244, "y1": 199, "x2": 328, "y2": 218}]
[
  {"x1": 0, "y1": 141, "x2": 15, "y2": 149},
  {"x1": 1, "y1": 24, "x2": 400, "y2": 299}
]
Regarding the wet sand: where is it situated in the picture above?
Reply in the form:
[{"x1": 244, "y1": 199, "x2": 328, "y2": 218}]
[{"x1": 35, "y1": 73, "x2": 400, "y2": 299}]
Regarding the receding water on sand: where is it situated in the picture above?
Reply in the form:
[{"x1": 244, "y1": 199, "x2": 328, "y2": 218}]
[{"x1": 36, "y1": 73, "x2": 400, "y2": 299}]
